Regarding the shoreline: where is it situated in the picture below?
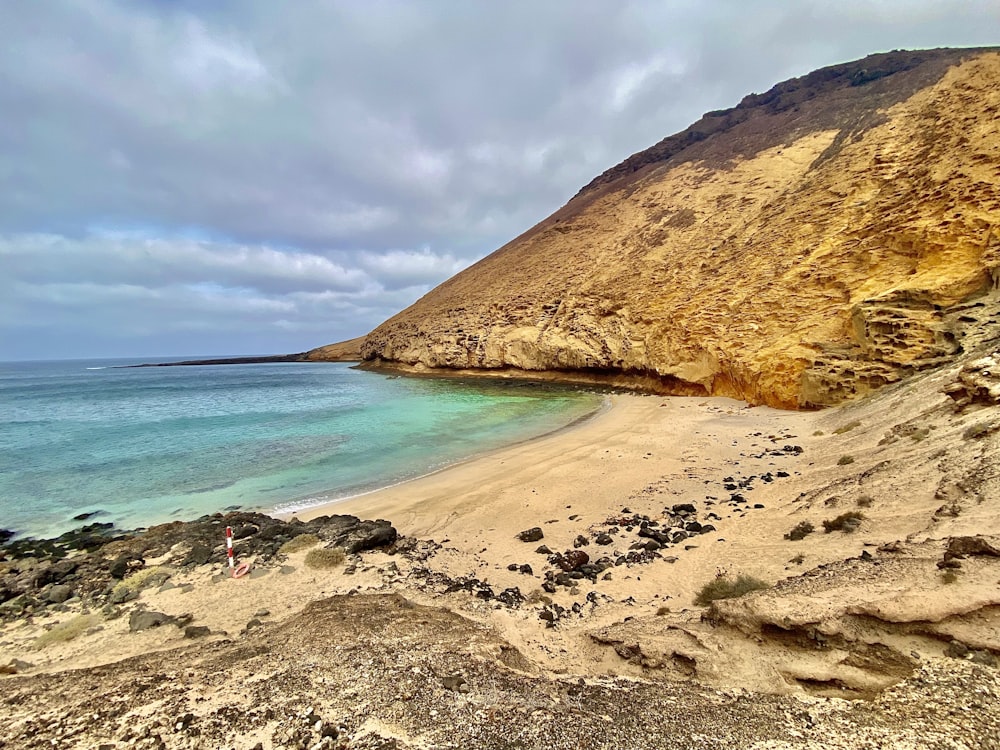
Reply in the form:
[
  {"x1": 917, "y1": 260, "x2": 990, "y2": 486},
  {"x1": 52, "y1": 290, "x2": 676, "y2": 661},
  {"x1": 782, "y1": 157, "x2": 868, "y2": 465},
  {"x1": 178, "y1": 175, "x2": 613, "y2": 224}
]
[{"x1": 271, "y1": 393, "x2": 614, "y2": 521}]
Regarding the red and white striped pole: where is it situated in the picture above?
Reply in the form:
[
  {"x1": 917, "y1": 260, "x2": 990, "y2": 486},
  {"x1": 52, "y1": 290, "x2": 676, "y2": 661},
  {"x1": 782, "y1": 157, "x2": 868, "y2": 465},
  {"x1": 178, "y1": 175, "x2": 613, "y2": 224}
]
[{"x1": 225, "y1": 526, "x2": 235, "y2": 575}]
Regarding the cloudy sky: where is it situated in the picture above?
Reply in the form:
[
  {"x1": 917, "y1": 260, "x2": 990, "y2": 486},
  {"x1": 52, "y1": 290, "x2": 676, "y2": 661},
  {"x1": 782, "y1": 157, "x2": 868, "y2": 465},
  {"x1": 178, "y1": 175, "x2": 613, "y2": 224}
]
[{"x1": 1, "y1": 1, "x2": 997, "y2": 360}]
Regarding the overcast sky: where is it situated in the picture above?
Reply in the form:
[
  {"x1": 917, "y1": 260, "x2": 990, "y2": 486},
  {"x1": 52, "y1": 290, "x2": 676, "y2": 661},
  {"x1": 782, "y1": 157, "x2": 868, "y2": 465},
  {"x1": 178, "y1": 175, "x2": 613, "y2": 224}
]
[{"x1": 1, "y1": 1, "x2": 997, "y2": 360}]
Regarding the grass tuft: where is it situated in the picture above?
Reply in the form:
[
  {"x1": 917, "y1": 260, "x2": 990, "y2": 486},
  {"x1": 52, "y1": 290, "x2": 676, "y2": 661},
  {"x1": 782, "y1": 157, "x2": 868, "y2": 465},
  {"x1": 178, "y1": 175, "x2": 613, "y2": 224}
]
[
  {"x1": 304, "y1": 547, "x2": 346, "y2": 569},
  {"x1": 278, "y1": 533, "x2": 322, "y2": 554},
  {"x1": 694, "y1": 574, "x2": 770, "y2": 606},
  {"x1": 33, "y1": 614, "x2": 101, "y2": 650}
]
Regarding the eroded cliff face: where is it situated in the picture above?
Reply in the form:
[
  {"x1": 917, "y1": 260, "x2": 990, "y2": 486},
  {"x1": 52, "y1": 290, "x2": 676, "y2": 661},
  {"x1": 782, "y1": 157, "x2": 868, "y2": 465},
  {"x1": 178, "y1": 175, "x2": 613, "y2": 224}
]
[{"x1": 345, "y1": 49, "x2": 1000, "y2": 408}]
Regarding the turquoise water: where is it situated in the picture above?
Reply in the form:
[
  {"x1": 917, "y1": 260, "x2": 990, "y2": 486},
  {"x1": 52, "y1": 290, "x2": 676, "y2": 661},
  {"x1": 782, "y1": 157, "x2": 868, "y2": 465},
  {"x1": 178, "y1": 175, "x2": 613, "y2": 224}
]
[{"x1": 0, "y1": 359, "x2": 602, "y2": 538}]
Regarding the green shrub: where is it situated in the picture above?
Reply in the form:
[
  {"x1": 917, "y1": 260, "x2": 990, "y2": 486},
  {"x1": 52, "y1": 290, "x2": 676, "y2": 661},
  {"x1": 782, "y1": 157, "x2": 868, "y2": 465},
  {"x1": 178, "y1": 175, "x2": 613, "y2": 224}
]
[
  {"x1": 304, "y1": 547, "x2": 346, "y2": 569},
  {"x1": 694, "y1": 574, "x2": 770, "y2": 606},
  {"x1": 278, "y1": 533, "x2": 321, "y2": 554},
  {"x1": 822, "y1": 511, "x2": 865, "y2": 533},
  {"x1": 837, "y1": 455, "x2": 855, "y2": 466},
  {"x1": 784, "y1": 521, "x2": 815, "y2": 541},
  {"x1": 33, "y1": 614, "x2": 101, "y2": 649}
]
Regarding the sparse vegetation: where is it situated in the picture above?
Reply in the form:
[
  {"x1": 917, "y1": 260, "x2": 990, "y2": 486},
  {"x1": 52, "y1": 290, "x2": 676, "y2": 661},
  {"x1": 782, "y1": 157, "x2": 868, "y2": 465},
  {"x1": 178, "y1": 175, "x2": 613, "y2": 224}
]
[
  {"x1": 856, "y1": 495, "x2": 874, "y2": 508},
  {"x1": 304, "y1": 546, "x2": 346, "y2": 569},
  {"x1": 278, "y1": 533, "x2": 321, "y2": 554},
  {"x1": 963, "y1": 422, "x2": 994, "y2": 440},
  {"x1": 941, "y1": 570, "x2": 959, "y2": 585},
  {"x1": 525, "y1": 589, "x2": 552, "y2": 605},
  {"x1": 33, "y1": 614, "x2": 101, "y2": 650},
  {"x1": 837, "y1": 455, "x2": 855, "y2": 465},
  {"x1": 822, "y1": 511, "x2": 865, "y2": 533},
  {"x1": 110, "y1": 566, "x2": 171, "y2": 601},
  {"x1": 656, "y1": 606, "x2": 670, "y2": 616},
  {"x1": 784, "y1": 520, "x2": 815, "y2": 541},
  {"x1": 834, "y1": 421, "x2": 861, "y2": 434},
  {"x1": 789, "y1": 554, "x2": 805, "y2": 565},
  {"x1": 694, "y1": 574, "x2": 770, "y2": 606}
]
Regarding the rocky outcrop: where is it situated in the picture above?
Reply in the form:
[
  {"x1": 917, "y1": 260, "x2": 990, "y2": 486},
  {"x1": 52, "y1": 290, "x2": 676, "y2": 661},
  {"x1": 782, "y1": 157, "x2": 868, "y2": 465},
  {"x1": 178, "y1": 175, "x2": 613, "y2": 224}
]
[{"x1": 334, "y1": 48, "x2": 1000, "y2": 408}]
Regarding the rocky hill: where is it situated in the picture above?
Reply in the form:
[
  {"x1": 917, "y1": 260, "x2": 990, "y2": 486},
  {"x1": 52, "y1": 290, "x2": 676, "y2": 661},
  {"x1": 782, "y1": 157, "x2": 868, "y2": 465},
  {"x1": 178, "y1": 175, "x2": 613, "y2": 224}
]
[{"x1": 318, "y1": 48, "x2": 1000, "y2": 408}]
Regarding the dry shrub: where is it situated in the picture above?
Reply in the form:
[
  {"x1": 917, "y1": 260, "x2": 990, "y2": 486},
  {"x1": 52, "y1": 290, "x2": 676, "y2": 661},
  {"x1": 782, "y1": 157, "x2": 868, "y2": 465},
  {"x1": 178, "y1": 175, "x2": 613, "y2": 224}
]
[
  {"x1": 110, "y1": 566, "x2": 171, "y2": 601},
  {"x1": 784, "y1": 521, "x2": 815, "y2": 541},
  {"x1": 304, "y1": 547, "x2": 346, "y2": 569},
  {"x1": 833, "y1": 421, "x2": 861, "y2": 434},
  {"x1": 33, "y1": 614, "x2": 101, "y2": 650},
  {"x1": 279, "y1": 533, "x2": 321, "y2": 554},
  {"x1": 694, "y1": 574, "x2": 770, "y2": 606},
  {"x1": 822, "y1": 511, "x2": 865, "y2": 533}
]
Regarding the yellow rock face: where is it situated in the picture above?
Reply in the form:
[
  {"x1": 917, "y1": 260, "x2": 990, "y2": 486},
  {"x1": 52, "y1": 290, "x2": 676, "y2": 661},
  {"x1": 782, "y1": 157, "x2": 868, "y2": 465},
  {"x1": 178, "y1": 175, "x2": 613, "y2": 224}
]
[{"x1": 342, "y1": 49, "x2": 1000, "y2": 408}]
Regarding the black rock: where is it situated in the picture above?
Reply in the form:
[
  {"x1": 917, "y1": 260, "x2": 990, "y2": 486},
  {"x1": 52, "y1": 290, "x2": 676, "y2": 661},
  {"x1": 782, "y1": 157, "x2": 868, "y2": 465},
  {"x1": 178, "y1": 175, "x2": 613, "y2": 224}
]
[
  {"x1": 535, "y1": 545, "x2": 552, "y2": 555},
  {"x1": 573, "y1": 535, "x2": 590, "y2": 548},
  {"x1": 685, "y1": 521, "x2": 703, "y2": 533},
  {"x1": 109, "y1": 554, "x2": 143, "y2": 580},
  {"x1": 184, "y1": 625, "x2": 211, "y2": 639},
  {"x1": 517, "y1": 527, "x2": 544, "y2": 543},
  {"x1": 672, "y1": 503, "x2": 697, "y2": 514},
  {"x1": 777, "y1": 471, "x2": 790, "y2": 477},
  {"x1": 232, "y1": 524, "x2": 259, "y2": 540},
  {"x1": 184, "y1": 543, "x2": 212, "y2": 566},
  {"x1": 595, "y1": 533, "x2": 613, "y2": 546},
  {"x1": 129, "y1": 610, "x2": 176, "y2": 632},
  {"x1": 507, "y1": 563, "x2": 519, "y2": 571},
  {"x1": 0, "y1": 529, "x2": 14, "y2": 545},
  {"x1": 518, "y1": 564, "x2": 533, "y2": 576}
]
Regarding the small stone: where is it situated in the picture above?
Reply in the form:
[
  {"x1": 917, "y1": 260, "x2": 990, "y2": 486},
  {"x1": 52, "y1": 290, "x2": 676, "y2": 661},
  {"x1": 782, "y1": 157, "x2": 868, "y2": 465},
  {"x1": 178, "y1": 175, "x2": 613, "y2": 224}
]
[
  {"x1": 254, "y1": 609, "x2": 271, "y2": 618},
  {"x1": 573, "y1": 535, "x2": 590, "y2": 548},
  {"x1": 535, "y1": 545, "x2": 552, "y2": 555},
  {"x1": 517, "y1": 527, "x2": 544, "y2": 543},
  {"x1": 184, "y1": 625, "x2": 211, "y2": 639},
  {"x1": 595, "y1": 534, "x2": 613, "y2": 545}
]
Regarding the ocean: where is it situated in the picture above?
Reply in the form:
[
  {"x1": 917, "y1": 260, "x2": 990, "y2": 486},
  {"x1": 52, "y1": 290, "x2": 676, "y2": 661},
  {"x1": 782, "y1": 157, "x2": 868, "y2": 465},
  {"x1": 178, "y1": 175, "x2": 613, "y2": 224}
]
[{"x1": 0, "y1": 358, "x2": 603, "y2": 539}]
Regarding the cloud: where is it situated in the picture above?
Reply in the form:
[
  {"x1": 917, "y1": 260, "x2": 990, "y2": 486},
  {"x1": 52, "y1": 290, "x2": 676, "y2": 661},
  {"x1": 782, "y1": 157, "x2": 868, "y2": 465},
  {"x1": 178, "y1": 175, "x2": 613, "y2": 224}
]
[{"x1": 1, "y1": 0, "x2": 997, "y2": 358}]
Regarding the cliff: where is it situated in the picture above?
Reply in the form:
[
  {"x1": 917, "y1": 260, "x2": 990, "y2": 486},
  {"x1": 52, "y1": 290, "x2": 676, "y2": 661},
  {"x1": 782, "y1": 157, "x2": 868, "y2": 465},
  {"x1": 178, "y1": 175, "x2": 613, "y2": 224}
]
[{"x1": 324, "y1": 48, "x2": 1000, "y2": 408}]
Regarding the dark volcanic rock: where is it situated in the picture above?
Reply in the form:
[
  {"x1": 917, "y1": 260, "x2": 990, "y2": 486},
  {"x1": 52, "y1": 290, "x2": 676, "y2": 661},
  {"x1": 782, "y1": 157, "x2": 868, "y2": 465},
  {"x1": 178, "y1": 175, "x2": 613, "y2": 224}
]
[
  {"x1": 184, "y1": 543, "x2": 212, "y2": 566},
  {"x1": 517, "y1": 527, "x2": 544, "y2": 543},
  {"x1": 129, "y1": 610, "x2": 177, "y2": 632}
]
